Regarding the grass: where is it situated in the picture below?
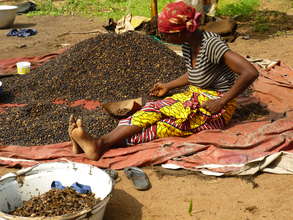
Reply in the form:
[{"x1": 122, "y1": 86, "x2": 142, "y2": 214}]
[
  {"x1": 217, "y1": 0, "x2": 260, "y2": 17},
  {"x1": 30, "y1": 0, "x2": 262, "y2": 20},
  {"x1": 29, "y1": 0, "x2": 173, "y2": 19},
  {"x1": 31, "y1": 0, "x2": 261, "y2": 19},
  {"x1": 252, "y1": 12, "x2": 271, "y2": 33},
  {"x1": 31, "y1": 0, "x2": 286, "y2": 35},
  {"x1": 216, "y1": 0, "x2": 293, "y2": 34},
  {"x1": 27, "y1": 0, "x2": 293, "y2": 36},
  {"x1": 188, "y1": 199, "x2": 193, "y2": 216},
  {"x1": 252, "y1": 10, "x2": 291, "y2": 34}
]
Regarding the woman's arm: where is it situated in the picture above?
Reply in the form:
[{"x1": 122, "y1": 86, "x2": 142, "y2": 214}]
[
  {"x1": 164, "y1": 72, "x2": 189, "y2": 90},
  {"x1": 150, "y1": 72, "x2": 189, "y2": 96},
  {"x1": 221, "y1": 50, "x2": 259, "y2": 103},
  {"x1": 203, "y1": 50, "x2": 259, "y2": 113}
]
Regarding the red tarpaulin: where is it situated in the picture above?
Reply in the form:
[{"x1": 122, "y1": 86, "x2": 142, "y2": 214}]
[
  {"x1": 0, "y1": 49, "x2": 66, "y2": 75},
  {"x1": 0, "y1": 54, "x2": 293, "y2": 175}
]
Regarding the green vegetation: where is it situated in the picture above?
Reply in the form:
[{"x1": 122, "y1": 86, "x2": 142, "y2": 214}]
[
  {"x1": 188, "y1": 199, "x2": 193, "y2": 216},
  {"x1": 252, "y1": 13, "x2": 270, "y2": 33},
  {"x1": 29, "y1": 0, "x2": 291, "y2": 35},
  {"x1": 217, "y1": 0, "x2": 260, "y2": 17},
  {"x1": 30, "y1": 0, "x2": 262, "y2": 21},
  {"x1": 252, "y1": 10, "x2": 289, "y2": 34},
  {"x1": 30, "y1": 0, "x2": 173, "y2": 19},
  {"x1": 216, "y1": 0, "x2": 285, "y2": 34}
]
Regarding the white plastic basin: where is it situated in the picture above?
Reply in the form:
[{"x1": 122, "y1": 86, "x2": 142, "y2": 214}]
[
  {"x1": 0, "y1": 5, "x2": 18, "y2": 29},
  {"x1": 0, "y1": 162, "x2": 113, "y2": 220}
]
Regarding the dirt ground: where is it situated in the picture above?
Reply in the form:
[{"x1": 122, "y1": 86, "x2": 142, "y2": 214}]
[{"x1": 1, "y1": 2, "x2": 293, "y2": 220}]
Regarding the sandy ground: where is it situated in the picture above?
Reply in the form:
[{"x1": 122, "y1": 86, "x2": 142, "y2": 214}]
[{"x1": 1, "y1": 5, "x2": 293, "y2": 220}]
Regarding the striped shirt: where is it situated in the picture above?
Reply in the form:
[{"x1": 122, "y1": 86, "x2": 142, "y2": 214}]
[{"x1": 182, "y1": 31, "x2": 236, "y2": 92}]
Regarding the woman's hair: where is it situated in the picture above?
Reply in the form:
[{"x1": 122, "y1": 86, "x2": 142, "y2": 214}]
[{"x1": 158, "y1": 1, "x2": 201, "y2": 33}]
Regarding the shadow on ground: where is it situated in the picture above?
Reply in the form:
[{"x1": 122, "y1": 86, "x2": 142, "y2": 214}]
[
  {"x1": 12, "y1": 22, "x2": 37, "y2": 29},
  {"x1": 104, "y1": 189, "x2": 143, "y2": 220}
]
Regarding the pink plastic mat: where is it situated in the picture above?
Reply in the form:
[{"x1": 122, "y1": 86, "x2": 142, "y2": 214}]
[
  {"x1": 253, "y1": 62, "x2": 293, "y2": 112},
  {"x1": 0, "y1": 118, "x2": 292, "y2": 173},
  {"x1": 0, "y1": 54, "x2": 293, "y2": 175}
]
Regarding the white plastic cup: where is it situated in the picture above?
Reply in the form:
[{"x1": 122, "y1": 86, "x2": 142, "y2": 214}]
[{"x1": 16, "y1": 61, "x2": 31, "y2": 74}]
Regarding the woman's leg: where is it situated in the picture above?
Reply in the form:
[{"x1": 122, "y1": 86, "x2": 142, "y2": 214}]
[
  {"x1": 69, "y1": 98, "x2": 176, "y2": 160},
  {"x1": 69, "y1": 117, "x2": 143, "y2": 160},
  {"x1": 68, "y1": 115, "x2": 83, "y2": 154}
]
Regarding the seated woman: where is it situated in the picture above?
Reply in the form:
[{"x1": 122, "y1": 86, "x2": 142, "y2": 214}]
[{"x1": 68, "y1": 1, "x2": 259, "y2": 160}]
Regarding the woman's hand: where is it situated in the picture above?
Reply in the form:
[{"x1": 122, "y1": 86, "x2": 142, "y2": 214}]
[
  {"x1": 149, "y1": 82, "x2": 170, "y2": 97},
  {"x1": 202, "y1": 98, "x2": 226, "y2": 114}
]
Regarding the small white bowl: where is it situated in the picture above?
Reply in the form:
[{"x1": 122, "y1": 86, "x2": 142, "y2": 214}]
[{"x1": 0, "y1": 5, "x2": 18, "y2": 29}]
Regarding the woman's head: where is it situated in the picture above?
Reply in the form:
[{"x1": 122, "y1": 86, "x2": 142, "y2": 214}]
[{"x1": 158, "y1": 1, "x2": 201, "y2": 38}]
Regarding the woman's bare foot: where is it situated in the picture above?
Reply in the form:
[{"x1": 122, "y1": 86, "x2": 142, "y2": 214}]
[
  {"x1": 70, "y1": 118, "x2": 102, "y2": 160},
  {"x1": 68, "y1": 115, "x2": 83, "y2": 154}
]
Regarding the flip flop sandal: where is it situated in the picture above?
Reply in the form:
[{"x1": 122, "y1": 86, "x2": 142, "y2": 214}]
[
  {"x1": 104, "y1": 168, "x2": 119, "y2": 180},
  {"x1": 124, "y1": 167, "x2": 151, "y2": 191},
  {"x1": 17, "y1": 1, "x2": 37, "y2": 14}
]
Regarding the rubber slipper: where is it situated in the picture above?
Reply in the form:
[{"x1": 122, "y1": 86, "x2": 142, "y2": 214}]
[
  {"x1": 17, "y1": 1, "x2": 37, "y2": 14},
  {"x1": 124, "y1": 167, "x2": 151, "y2": 191},
  {"x1": 104, "y1": 168, "x2": 118, "y2": 180},
  {"x1": 51, "y1": 181, "x2": 91, "y2": 193}
]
